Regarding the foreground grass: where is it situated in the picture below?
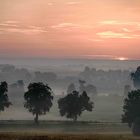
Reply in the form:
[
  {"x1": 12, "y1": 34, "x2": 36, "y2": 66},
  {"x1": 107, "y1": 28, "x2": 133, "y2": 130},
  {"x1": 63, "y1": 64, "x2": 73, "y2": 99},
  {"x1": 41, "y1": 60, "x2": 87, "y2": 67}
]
[{"x1": 0, "y1": 133, "x2": 139, "y2": 140}]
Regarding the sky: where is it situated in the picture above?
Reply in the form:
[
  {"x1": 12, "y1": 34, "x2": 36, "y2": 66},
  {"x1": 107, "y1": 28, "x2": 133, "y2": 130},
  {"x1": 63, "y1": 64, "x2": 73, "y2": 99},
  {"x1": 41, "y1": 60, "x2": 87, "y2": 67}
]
[{"x1": 0, "y1": 0, "x2": 140, "y2": 60}]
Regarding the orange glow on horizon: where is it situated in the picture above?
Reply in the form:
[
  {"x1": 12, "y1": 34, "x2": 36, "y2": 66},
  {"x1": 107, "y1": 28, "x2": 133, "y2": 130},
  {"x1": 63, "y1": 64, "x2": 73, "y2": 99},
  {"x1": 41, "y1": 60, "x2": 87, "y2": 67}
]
[{"x1": 115, "y1": 57, "x2": 129, "y2": 61}]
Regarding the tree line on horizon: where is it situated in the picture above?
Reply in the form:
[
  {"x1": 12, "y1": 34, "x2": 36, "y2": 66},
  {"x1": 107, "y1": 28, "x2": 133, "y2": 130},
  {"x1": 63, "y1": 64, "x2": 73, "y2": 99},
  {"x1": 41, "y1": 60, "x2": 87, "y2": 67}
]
[
  {"x1": 0, "y1": 64, "x2": 132, "y2": 95},
  {"x1": 0, "y1": 66, "x2": 140, "y2": 136}
]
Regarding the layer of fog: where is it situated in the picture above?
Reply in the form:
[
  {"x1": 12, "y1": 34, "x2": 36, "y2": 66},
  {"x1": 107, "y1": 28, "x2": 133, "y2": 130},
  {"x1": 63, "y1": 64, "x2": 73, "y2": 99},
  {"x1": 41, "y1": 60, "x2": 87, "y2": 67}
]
[{"x1": 0, "y1": 58, "x2": 139, "y2": 122}]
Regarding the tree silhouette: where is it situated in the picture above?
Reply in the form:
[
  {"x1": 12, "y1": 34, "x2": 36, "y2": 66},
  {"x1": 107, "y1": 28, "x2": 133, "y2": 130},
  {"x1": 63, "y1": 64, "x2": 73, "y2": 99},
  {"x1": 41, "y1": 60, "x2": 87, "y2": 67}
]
[
  {"x1": 24, "y1": 82, "x2": 53, "y2": 124},
  {"x1": 0, "y1": 81, "x2": 11, "y2": 112},
  {"x1": 58, "y1": 90, "x2": 93, "y2": 121},
  {"x1": 131, "y1": 66, "x2": 140, "y2": 89},
  {"x1": 122, "y1": 90, "x2": 140, "y2": 135}
]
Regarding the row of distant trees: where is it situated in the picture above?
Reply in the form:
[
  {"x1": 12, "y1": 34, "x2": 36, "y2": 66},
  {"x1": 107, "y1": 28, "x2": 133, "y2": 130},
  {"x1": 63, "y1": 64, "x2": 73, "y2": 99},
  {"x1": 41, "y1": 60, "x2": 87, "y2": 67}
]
[
  {"x1": 67, "y1": 80, "x2": 97, "y2": 97},
  {"x1": 0, "y1": 64, "x2": 132, "y2": 94},
  {"x1": 0, "y1": 82, "x2": 93, "y2": 124}
]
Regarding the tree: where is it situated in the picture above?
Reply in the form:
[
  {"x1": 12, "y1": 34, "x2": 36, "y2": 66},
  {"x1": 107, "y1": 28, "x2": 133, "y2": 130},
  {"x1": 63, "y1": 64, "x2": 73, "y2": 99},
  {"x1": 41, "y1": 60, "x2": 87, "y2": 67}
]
[
  {"x1": 58, "y1": 90, "x2": 93, "y2": 121},
  {"x1": 131, "y1": 66, "x2": 140, "y2": 89},
  {"x1": 0, "y1": 81, "x2": 11, "y2": 112},
  {"x1": 122, "y1": 90, "x2": 140, "y2": 135},
  {"x1": 24, "y1": 82, "x2": 53, "y2": 124}
]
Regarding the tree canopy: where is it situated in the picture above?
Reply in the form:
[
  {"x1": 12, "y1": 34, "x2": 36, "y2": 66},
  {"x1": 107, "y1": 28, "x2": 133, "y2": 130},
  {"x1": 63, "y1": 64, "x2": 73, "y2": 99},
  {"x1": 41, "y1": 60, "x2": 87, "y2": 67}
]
[
  {"x1": 58, "y1": 90, "x2": 93, "y2": 121},
  {"x1": 0, "y1": 81, "x2": 11, "y2": 112},
  {"x1": 122, "y1": 90, "x2": 140, "y2": 127},
  {"x1": 131, "y1": 66, "x2": 140, "y2": 89},
  {"x1": 24, "y1": 82, "x2": 53, "y2": 124}
]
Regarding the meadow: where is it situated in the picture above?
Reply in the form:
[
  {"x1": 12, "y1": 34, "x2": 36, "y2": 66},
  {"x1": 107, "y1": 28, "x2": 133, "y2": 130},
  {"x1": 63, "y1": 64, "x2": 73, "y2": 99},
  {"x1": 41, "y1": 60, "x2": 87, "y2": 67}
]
[
  {"x1": 0, "y1": 121, "x2": 137, "y2": 140},
  {"x1": 0, "y1": 120, "x2": 130, "y2": 133}
]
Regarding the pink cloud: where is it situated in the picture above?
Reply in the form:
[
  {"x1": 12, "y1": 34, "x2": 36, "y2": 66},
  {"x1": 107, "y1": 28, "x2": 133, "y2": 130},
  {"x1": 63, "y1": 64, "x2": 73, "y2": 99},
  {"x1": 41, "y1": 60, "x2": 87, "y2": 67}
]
[{"x1": 0, "y1": 21, "x2": 47, "y2": 35}]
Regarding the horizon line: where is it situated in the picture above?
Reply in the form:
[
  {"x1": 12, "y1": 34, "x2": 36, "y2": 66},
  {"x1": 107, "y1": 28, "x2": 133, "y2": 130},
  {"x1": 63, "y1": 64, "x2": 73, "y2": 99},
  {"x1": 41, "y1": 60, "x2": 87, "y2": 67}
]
[{"x1": 0, "y1": 57, "x2": 140, "y2": 61}]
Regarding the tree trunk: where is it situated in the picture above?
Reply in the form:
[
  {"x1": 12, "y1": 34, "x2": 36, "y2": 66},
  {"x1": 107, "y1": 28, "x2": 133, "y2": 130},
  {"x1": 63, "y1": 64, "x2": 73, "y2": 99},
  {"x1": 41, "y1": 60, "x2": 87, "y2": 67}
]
[{"x1": 34, "y1": 113, "x2": 39, "y2": 124}]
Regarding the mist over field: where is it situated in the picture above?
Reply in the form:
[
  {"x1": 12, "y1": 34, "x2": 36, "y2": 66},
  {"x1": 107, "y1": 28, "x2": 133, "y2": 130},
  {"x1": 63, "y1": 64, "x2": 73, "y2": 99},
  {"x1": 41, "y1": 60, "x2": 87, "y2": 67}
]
[{"x1": 0, "y1": 58, "x2": 139, "y2": 122}]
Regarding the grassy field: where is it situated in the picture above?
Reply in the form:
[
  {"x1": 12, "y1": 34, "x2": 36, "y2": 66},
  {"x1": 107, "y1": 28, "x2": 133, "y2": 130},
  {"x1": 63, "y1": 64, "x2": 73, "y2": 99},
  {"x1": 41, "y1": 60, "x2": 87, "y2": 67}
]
[
  {"x1": 0, "y1": 121, "x2": 138, "y2": 140},
  {"x1": 0, "y1": 120, "x2": 130, "y2": 134},
  {"x1": 0, "y1": 133, "x2": 139, "y2": 140}
]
